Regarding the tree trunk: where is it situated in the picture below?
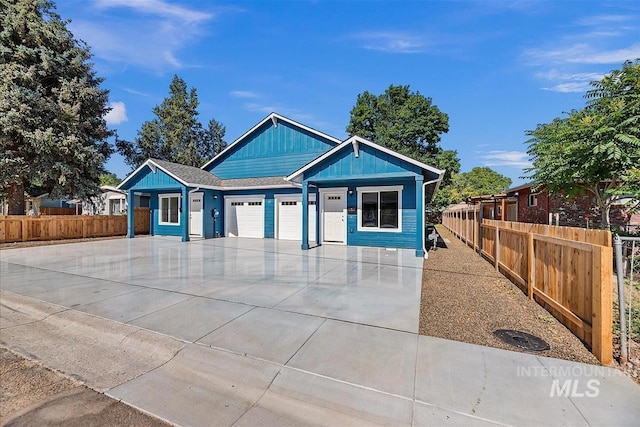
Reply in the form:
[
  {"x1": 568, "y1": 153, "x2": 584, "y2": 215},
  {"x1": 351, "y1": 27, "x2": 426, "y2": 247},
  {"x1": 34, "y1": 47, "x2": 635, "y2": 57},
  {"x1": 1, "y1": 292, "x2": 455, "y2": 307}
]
[
  {"x1": 601, "y1": 203, "x2": 611, "y2": 231},
  {"x1": 7, "y1": 179, "x2": 25, "y2": 215}
]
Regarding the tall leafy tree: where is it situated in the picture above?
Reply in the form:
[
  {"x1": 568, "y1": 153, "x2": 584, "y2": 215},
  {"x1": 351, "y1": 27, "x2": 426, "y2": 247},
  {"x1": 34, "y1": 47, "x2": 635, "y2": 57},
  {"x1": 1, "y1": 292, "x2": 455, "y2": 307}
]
[
  {"x1": 347, "y1": 84, "x2": 450, "y2": 164},
  {"x1": 347, "y1": 84, "x2": 459, "y2": 213},
  {"x1": 0, "y1": 0, "x2": 113, "y2": 215},
  {"x1": 526, "y1": 60, "x2": 640, "y2": 229},
  {"x1": 99, "y1": 172, "x2": 121, "y2": 187},
  {"x1": 433, "y1": 167, "x2": 512, "y2": 207},
  {"x1": 116, "y1": 75, "x2": 227, "y2": 169}
]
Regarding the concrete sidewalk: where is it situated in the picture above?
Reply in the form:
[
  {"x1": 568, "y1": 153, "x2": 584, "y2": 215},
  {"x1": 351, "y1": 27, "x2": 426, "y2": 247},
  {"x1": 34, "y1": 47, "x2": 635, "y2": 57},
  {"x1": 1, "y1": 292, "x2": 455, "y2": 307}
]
[{"x1": 1, "y1": 237, "x2": 639, "y2": 426}]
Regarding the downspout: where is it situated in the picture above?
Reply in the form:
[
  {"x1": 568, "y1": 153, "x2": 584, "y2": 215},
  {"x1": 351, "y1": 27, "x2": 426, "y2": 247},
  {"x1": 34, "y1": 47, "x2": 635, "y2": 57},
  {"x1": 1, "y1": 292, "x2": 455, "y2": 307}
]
[{"x1": 422, "y1": 174, "x2": 444, "y2": 259}]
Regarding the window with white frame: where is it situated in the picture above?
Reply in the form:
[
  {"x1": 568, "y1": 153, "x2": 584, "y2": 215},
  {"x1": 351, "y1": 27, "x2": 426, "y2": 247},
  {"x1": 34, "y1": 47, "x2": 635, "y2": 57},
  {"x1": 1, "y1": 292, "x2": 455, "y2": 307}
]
[
  {"x1": 159, "y1": 194, "x2": 180, "y2": 225},
  {"x1": 357, "y1": 186, "x2": 402, "y2": 232},
  {"x1": 528, "y1": 193, "x2": 538, "y2": 207}
]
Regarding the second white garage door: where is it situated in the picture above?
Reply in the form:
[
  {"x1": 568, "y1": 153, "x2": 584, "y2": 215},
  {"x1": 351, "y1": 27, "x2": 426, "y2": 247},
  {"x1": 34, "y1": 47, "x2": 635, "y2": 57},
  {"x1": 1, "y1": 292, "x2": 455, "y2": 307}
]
[
  {"x1": 276, "y1": 195, "x2": 316, "y2": 242},
  {"x1": 225, "y1": 197, "x2": 264, "y2": 238}
]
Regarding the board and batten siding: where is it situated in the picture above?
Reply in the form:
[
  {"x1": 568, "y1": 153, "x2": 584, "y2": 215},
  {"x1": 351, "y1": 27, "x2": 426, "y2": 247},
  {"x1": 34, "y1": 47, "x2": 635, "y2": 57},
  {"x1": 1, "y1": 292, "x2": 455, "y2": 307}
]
[
  {"x1": 205, "y1": 121, "x2": 336, "y2": 179},
  {"x1": 304, "y1": 144, "x2": 423, "y2": 181},
  {"x1": 126, "y1": 165, "x2": 184, "y2": 190}
]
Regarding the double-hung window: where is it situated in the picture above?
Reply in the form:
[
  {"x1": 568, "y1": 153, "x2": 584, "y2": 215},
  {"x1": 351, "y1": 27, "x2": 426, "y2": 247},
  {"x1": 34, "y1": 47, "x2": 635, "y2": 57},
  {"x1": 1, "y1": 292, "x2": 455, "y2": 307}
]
[
  {"x1": 357, "y1": 186, "x2": 402, "y2": 232},
  {"x1": 159, "y1": 194, "x2": 180, "y2": 225}
]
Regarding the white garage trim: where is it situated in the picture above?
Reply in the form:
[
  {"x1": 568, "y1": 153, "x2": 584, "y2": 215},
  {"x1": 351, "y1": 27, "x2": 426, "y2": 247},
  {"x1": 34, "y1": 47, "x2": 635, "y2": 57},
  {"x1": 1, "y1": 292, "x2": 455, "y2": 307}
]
[
  {"x1": 275, "y1": 194, "x2": 317, "y2": 242},
  {"x1": 224, "y1": 195, "x2": 265, "y2": 238}
]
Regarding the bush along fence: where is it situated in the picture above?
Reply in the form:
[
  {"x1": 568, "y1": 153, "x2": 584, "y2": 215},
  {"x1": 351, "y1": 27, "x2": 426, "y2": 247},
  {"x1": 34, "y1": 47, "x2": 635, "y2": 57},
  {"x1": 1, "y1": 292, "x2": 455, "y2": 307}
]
[
  {"x1": 0, "y1": 208, "x2": 150, "y2": 243},
  {"x1": 442, "y1": 204, "x2": 613, "y2": 365}
]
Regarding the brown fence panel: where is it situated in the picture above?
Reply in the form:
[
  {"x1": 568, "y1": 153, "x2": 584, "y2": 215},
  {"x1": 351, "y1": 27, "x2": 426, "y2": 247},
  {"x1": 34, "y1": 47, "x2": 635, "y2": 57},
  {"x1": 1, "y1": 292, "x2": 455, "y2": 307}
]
[{"x1": 443, "y1": 209, "x2": 613, "y2": 364}]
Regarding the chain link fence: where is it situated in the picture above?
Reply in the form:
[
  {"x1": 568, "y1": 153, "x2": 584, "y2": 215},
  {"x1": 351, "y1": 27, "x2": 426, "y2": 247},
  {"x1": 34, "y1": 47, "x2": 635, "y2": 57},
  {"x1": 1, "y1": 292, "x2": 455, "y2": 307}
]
[{"x1": 614, "y1": 236, "x2": 639, "y2": 380}]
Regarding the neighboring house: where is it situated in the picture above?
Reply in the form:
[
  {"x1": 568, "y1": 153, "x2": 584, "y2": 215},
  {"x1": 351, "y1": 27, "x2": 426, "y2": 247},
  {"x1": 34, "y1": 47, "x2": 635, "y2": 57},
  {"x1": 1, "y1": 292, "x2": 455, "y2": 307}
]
[
  {"x1": 468, "y1": 182, "x2": 640, "y2": 232},
  {"x1": 26, "y1": 193, "x2": 77, "y2": 215},
  {"x1": 83, "y1": 186, "x2": 127, "y2": 215},
  {"x1": 118, "y1": 113, "x2": 445, "y2": 257}
]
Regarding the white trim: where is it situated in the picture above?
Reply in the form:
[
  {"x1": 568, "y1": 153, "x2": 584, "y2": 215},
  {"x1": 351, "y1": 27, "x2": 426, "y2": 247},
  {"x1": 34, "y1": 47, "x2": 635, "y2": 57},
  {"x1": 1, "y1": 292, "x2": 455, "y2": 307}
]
[
  {"x1": 158, "y1": 193, "x2": 181, "y2": 226},
  {"x1": 201, "y1": 113, "x2": 342, "y2": 170},
  {"x1": 223, "y1": 195, "x2": 265, "y2": 238},
  {"x1": 357, "y1": 185, "x2": 403, "y2": 233},
  {"x1": 223, "y1": 194, "x2": 266, "y2": 200},
  {"x1": 222, "y1": 184, "x2": 294, "y2": 191},
  {"x1": 285, "y1": 135, "x2": 445, "y2": 183},
  {"x1": 319, "y1": 187, "x2": 348, "y2": 245},
  {"x1": 528, "y1": 193, "x2": 538, "y2": 207},
  {"x1": 117, "y1": 159, "x2": 225, "y2": 191},
  {"x1": 274, "y1": 193, "x2": 316, "y2": 241}
]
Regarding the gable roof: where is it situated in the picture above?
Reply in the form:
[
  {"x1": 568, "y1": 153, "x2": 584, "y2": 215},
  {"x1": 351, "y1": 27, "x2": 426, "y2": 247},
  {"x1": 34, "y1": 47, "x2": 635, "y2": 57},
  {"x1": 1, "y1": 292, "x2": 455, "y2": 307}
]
[
  {"x1": 285, "y1": 135, "x2": 446, "y2": 183},
  {"x1": 118, "y1": 158, "x2": 223, "y2": 191},
  {"x1": 200, "y1": 112, "x2": 342, "y2": 171}
]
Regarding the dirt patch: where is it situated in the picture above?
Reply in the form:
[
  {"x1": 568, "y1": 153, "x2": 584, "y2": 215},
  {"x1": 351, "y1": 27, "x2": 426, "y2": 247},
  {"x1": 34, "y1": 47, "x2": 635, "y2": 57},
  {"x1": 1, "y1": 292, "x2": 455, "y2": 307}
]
[
  {"x1": 420, "y1": 226, "x2": 598, "y2": 365},
  {"x1": 0, "y1": 236, "x2": 128, "y2": 251},
  {"x1": 0, "y1": 347, "x2": 168, "y2": 426}
]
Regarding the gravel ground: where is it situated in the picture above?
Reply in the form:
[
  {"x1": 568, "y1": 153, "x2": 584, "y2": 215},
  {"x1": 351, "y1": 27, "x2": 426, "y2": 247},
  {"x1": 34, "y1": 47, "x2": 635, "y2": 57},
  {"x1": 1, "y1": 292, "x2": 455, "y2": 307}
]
[
  {"x1": 0, "y1": 347, "x2": 169, "y2": 426},
  {"x1": 420, "y1": 226, "x2": 599, "y2": 365}
]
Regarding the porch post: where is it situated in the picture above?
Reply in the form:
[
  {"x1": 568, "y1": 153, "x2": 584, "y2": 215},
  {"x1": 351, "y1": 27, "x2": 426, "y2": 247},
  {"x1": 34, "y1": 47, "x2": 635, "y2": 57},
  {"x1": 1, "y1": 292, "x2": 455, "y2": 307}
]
[
  {"x1": 415, "y1": 177, "x2": 424, "y2": 257},
  {"x1": 315, "y1": 188, "x2": 321, "y2": 246},
  {"x1": 127, "y1": 189, "x2": 135, "y2": 238},
  {"x1": 301, "y1": 181, "x2": 309, "y2": 250},
  {"x1": 181, "y1": 187, "x2": 189, "y2": 242}
]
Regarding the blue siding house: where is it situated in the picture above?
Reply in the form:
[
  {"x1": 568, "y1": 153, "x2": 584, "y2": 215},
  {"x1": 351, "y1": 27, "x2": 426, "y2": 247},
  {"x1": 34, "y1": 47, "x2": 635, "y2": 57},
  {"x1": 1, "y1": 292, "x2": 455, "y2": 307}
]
[{"x1": 118, "y1": 113, "x2": 444, "y2": 257}]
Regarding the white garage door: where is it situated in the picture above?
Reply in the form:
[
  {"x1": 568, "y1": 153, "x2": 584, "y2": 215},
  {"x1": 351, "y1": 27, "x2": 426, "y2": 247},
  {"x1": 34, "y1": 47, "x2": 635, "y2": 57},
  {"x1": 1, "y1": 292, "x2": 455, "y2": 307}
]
[
  {"x1": 277, "y1": 196, "x2": 316, "y2": 242},
  {"x1": 225, "y1": 198, "x2": 264, "y2": 238}
]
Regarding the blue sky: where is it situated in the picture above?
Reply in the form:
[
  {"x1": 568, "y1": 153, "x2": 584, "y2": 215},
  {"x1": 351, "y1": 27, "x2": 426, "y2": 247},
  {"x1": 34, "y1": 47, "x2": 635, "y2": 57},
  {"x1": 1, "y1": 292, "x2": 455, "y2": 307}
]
[{"x1": 55, "y1": 0, "x2": 640, "y2": 186}]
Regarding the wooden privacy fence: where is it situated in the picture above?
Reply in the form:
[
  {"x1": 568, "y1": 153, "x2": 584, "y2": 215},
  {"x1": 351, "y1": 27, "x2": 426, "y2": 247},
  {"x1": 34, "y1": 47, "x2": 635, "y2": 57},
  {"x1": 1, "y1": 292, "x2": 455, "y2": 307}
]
[
  {"x1": 442, "y1": 206, "x2": 613, "y2": 364},
  {"x1": 0, "y1": 208, "x2": 150, "y2": 243}
]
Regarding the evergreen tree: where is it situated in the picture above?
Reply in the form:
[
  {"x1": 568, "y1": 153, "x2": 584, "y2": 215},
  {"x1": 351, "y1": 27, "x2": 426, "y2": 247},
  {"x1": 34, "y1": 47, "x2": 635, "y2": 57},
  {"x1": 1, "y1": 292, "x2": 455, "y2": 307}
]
[
  {"x1": 0, "y1": 0, "x2": 113, "y2": 214},
  {"x1": 117, "y1": 75, "x2": 227, "y2": 169}
]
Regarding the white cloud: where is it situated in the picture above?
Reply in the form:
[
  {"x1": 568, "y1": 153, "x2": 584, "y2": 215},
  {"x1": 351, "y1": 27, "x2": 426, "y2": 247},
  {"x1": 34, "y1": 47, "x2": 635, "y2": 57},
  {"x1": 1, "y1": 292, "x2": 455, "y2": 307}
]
[
  {"x1": 481, "y1": 151, "x2": 532, "y2": 168},
  {"x1": 68, "y1": 0, "x2": 217, "y2": 72},
  {"x1": 94, "y1": 0, "x2": 211, "y2": 23},
  {"x1": 536, "y1": 70, "x2": 604, "y2": 93},
  {"x1": 230, "y1": 90, "x2": 259, "y2": 98},
  {"x1": 522, "y1": 13, "x2": 640, "y2": 93},
  {"x1": 525, "y1": 43, "x2": 640, "y2": 66},
  {"x1": 104, "y1": 101, "x2": 128, "y2": 125},
  {"x1": 351, "y1": 31, "x2": 426, "y2": 54}
]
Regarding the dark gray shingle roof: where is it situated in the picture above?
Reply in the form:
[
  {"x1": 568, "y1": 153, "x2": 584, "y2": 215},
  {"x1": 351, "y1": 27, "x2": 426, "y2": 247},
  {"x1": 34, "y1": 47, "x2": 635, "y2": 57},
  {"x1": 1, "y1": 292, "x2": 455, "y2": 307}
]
[
  {"x1": 222, "y1": 176, "x2": 293, "y2": 188},
  {"x1": 150, "y1": 158, "x2": 223, "y2": 187}
]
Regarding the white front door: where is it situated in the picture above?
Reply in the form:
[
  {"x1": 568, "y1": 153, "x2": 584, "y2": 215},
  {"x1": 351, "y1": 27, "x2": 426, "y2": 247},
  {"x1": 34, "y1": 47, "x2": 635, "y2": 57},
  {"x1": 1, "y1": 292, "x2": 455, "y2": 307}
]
[
  {"x1": 323, "y1": 193, "x2": 345, "y2": 243},
  {"x1": 189, "y1": 192, "x2": 203, "y2": 236}
]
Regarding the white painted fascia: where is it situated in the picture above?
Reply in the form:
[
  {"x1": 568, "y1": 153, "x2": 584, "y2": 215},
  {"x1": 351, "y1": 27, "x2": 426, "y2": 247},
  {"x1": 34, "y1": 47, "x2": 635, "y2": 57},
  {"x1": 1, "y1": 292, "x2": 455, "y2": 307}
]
[{"x1": 286, "y1": 135, "x2": 445, "y2": 183}]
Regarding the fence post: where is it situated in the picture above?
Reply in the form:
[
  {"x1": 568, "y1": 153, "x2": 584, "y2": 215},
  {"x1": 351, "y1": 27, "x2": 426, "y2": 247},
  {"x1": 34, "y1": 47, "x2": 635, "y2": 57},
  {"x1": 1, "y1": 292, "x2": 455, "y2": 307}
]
[
  {"x1": 592, "y1": 244, "x2": 613, "y2": 365},
  {"x1": 495, "y1": 227, "x2": 500, "y2": 270},
  {"x1": 528, "y1": 233, "x2": 534, "y2": 300},
  {"x1": 21, "y1": 217, "x2": 28, "y2": 241},
  {"x1": 613, "y1": 235, "x2": 628, "y2": 363}
]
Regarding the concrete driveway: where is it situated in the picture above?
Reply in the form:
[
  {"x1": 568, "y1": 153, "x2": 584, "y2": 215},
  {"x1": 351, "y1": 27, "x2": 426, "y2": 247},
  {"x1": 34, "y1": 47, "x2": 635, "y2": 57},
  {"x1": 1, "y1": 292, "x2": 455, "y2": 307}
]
[{"x1": 1, "y1": 236, "x2": 639, "y2": 426}]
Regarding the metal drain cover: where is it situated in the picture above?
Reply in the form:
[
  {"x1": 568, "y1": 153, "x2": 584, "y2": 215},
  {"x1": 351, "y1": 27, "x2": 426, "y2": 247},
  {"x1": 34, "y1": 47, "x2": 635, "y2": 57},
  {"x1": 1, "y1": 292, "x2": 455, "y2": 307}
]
[{"x1": 493, "y1": 329, "x2": 550, "y2": 352}]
